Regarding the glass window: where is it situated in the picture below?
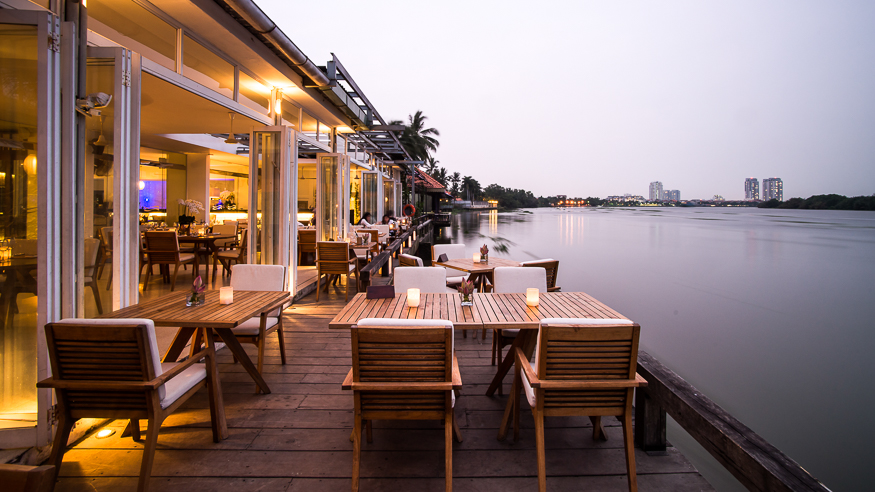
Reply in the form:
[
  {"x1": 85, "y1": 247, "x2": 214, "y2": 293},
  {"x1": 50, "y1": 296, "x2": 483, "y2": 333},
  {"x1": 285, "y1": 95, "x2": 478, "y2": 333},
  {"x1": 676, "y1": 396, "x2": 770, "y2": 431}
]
[
  {"x1": 281, "y1": 96, "x2": 299, "y2": 129},
  {"x1": 209, "y1": 161, "x2": 249, "y2": 213},
  {"x1": 89, "y1": 0, "x2": 177, "y2": 70},
  {"x1": 384, "y1": 179, "x2": 395, "y2": 217},
  {"x1": 301, "y1": 112, "x2": 318, "y2": 140},
  {"x1": 182, "y1": 34, "x2": 233, "y2": 98},
  {"x1": 319, "y1": 155, "x2": 339, "y2": 241},
  {"x1": 0, "y1": 22, "x2": 39, "y2": 430},
  {"x1": 239, "y1": 71, "x2": 271, "y2": 114},
  {"x1": 361, "y1": 172, "x2": 378, "y2": 225},
  {"x1": 318, "y1": 121, "x2": 332, "y2": 146}
]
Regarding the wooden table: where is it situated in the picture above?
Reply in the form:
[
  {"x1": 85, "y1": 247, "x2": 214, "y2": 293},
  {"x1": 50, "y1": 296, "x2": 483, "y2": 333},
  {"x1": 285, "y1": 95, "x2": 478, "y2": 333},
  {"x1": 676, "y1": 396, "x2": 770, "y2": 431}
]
[
  {"x1": 99, "y1": 289, "x2": 291, "y2": 394},
  {"x1": 177, "y1": 234, "x2": 236, "y2": 283},
  {"x1": 329, "y1": 292, "x2": 628, "y2": 396},
  {"x1": 433, "y1": 257, "x2": 521, "y2": 292}
]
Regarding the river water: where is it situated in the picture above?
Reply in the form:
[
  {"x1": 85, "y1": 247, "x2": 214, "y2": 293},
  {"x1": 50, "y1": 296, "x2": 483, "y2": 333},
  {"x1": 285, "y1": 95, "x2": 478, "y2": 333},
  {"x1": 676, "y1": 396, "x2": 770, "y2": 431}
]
[{"x1": 436, "y1": 207, "x2": 875, "y2": 491}]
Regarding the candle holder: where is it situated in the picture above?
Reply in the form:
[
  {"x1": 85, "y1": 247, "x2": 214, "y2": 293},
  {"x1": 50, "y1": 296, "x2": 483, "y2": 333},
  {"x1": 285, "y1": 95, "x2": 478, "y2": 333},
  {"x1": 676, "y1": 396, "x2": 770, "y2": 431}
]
[
  {"x1": 526, "y1": 288, "x2": 540, "y2": 307},
  {"x1": 407, "y1": 288, "x2": 421, "y2": 308},
  {"x1": 219, "y1": 286, "x2": 234, "y2": 305}
]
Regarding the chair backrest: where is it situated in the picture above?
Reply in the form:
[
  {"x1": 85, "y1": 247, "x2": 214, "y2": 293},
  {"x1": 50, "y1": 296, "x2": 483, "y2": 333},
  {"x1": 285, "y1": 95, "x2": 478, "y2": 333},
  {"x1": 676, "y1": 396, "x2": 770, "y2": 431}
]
[
  {"x1": 144, "y1": 231, "x2": 180, "y2": 263},
  {"x1": 373, "y1": 224, "x2": 390, "y2": 236},
  {"x1": 100, "y1": 226, "x2": 113, "y2": 251},
  {"x1": 399, "y1": 253, "x2": 423, "y2": 267},
  {"x1": 316, "y1": 241, "x2": 352, "y2": 275},
  {"x1": 213, "y1": 221, "x2": 238, "y2": 248},
  {"x1": 357, "y1": 229, "x2": 379, "y2": 243},
  {"x1": 45, "y1": 318, "x2": 167, "y2": 410},
  {"x1": 299, "y1": 229, "x2": 317, "y2": 243},
  {"x1": 11, "y1": 238, "x2": 37, "y2": 256},
  {"x1": 536, "y1": 318, "x2": 638, "y2": 412},
  {"x1": 236, "y1": 229, "x2": 249, "y2": 260},
  {"x1": 521, "y1": 259, "x2": 558, "y2": 290},
  {"x1": 351, "y1": 319, "x2": 454, "y2": 415},
  {"x1": 432, "y1": 243, "x2": 466, "y2": 261},
  {"x1": 492, "y1": 266, "x2": 547, "y2": 294},
  {"x1": 393, "y1": 266, "x2": 446, "y2": 294},
  {"x1": 83, "y1": 238, "x2": 101, "y2": 278},
  {"x1": 231, "y1": 264, "x2": 286, "y2": 317}
]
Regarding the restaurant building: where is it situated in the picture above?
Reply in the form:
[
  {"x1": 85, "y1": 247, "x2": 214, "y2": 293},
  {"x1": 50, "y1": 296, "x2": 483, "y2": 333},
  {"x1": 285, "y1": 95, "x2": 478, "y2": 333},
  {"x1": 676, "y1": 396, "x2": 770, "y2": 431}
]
[{"x1": 0, "y1": 0, "x2": 410, "y2": 451}]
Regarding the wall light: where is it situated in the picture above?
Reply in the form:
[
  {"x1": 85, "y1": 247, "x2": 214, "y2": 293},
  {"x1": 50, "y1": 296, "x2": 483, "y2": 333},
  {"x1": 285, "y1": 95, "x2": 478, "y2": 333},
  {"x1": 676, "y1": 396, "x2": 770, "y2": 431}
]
[{"x1": 138, "y1": 180, "x2": 146, "y2": 190}]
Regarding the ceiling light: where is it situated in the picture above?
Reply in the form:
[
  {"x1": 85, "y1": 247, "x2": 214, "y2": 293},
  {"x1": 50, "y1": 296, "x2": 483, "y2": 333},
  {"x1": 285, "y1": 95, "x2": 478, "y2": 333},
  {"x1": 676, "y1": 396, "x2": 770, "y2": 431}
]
[{"x1": 224, "y1": 113, "x2": 238, "y2": 144}]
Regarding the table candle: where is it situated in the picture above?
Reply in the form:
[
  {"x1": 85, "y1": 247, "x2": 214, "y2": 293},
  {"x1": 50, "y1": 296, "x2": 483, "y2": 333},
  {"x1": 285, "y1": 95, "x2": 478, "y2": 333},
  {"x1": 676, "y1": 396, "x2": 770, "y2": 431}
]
[
  {"x1": 407, "y1": 288, "x2": 420, "y2": 308},
  {"x1": 219, "y1": 286, "x2": 233, "y2": 304},
  {"x1": 473, "y1": 252, "x2": 480, "y2": 263},
  {"x1": 526, "y1": 288, "x2": 539, "y2": 307}
]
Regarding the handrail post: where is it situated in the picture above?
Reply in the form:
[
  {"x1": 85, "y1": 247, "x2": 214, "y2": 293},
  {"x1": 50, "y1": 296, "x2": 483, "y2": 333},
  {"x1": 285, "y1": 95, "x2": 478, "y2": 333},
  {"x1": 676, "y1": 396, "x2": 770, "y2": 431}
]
[{"x1": 635, "y1": 387, "x2": 667, "y2": 455}]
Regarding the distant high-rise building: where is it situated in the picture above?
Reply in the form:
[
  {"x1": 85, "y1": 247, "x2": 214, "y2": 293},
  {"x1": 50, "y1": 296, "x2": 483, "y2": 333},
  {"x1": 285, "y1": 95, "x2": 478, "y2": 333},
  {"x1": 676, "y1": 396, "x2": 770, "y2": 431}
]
[
  {"x1": 667, "y1": 190, "x2": 680, "y2": 201},
  {"x1": 649, "y1": 181, "x2": 663, "y2": 201},
  {"x1": 762, "y1": 177, "x2": 783, "y2": 201},
  {"x1": 744, "y1": 178, "x2": 760, "y2": 200}
]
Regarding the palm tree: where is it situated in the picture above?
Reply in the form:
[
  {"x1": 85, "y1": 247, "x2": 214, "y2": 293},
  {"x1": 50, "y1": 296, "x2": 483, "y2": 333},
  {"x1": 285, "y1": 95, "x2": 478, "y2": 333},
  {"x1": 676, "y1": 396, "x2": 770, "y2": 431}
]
[
  {"x1": 461, "y1": 176, "x2": 481, "y2": 201},
  {"x1": 449, "y1": 172, "x2": 461, "y2": 196},
  {"x1": 425, "y1": 156, "x2": 440, "y2": 175},
  {"x1": 390, "y1": 111, "x2": 440, "y2": 162},
  {"x1": 434, "y1": 167, "x2": 448, "y2": 188}
]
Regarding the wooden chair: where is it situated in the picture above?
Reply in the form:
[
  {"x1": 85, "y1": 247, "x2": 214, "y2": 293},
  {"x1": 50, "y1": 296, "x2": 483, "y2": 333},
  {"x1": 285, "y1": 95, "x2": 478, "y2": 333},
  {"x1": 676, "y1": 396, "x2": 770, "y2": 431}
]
[
  {"x1": 98, "y1": 226, "x2": 113, "y2": 290},
  {"x1": 142, "y1": 231, "x2": 195, "y2": 291},
  {"x1": 521, "y1": 259, "x2": 560, "y2": 291},
  {"x1": 83, "y1": 237, "x2": 103, "y2": 314},
  {"x1": 38, "y1": 318, "x2": 227, "y2": 492},
  {"x1": 431, "y1": 244, "x2": 468, "y2": 287},
  {"x1": 343, "y1": 318, "x2": 463, "y2": 492},
  {"x1": 298, "y1": 229, "x2": 317, "y2": 265},
  {"x1": 316, "y1": 241, "x2": 358, "y2": 302},
  {"x1": 399, "y1": 253, "x2": 423, "y2": 267},
  {"x1": 393, "y1": 266, "x2": 452, "y2": 294},
  {"x1": 490, "y1": 267, "x2": 548, "y2": 395},
  {"x1": 212, "y1": 221, "x2": 238, "y2": 250},
  {"x1": 229, "y1": 264, "x2": 288, "y2": 381},
  {"x1": 215, "y1": 229, "x2": 248, "y2": 277},
  {"x1": 497, "y1": 318, "x2": 644, "y2": 492}
]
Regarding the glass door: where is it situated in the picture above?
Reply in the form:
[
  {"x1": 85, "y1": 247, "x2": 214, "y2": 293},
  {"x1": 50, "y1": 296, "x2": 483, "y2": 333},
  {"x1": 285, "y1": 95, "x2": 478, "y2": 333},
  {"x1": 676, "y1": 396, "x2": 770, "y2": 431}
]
[
  {"x1": 361, "y1": 171, "x2": 378, "y2": 225},
  {"x1": 248, "y1": 126, "x2": 292, "y2": 273},
  {"x1": 316, "y1": 153, "x2": 349, "y2": 242},
  {"x1": 383, "y1": 178, "x2": 396, "y2": 218},
  {"x1": 0, "y1": 10, "x2": 60, "y2": 449}
]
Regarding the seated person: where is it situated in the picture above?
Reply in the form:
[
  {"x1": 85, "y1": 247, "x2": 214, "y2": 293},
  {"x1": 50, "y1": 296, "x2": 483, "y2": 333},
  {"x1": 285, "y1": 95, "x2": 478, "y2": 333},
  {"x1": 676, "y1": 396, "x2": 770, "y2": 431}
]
[
  {"x1": 381, "y1": 214, "x2": 396, "y2": 225},
  {"x1": 359, "y1": 212, "x2": 373, "y2": 227}
]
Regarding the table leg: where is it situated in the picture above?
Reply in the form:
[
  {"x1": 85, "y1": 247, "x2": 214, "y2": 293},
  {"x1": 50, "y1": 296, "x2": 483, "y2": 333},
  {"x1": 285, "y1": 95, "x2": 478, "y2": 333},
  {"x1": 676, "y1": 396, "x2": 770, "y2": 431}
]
[
  {"x1": 486, "y1": 329, "x2": 538, "y2": 396},
  {"x1": 162, "y1": 327, "x2": 197, "y2": 363},
  {"x1": 203, "y1": 328, "x2": 228, "y2": 441},
  {"x1": 213, "y1": 327, "x2": 272, "y2": 394}
]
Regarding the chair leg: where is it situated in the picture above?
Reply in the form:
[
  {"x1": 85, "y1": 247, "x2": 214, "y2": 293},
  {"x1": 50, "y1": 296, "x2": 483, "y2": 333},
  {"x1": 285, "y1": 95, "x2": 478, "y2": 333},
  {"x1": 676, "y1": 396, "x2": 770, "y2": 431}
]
[
  {"x1": 277, "y1": 318, "x2": 287, "y2": 365},
  {"x1": 491, "y1": 331, "x2": 498, "y2": 366},
  {"x1": 169, "y1": 263, "x2": 181, "y2": 291},
  {"x1": 452, "y1": 410, "x2": 463, "y2": 443},
  {"x1": 316, "y1": 273, "x2": 320, "y2": 302},
  {"x1": 90, "y1": 281, "x2": 103, "y2": 315},
  {"x1": 138, "y1": 418, "x2": 161, "y2": 492},
  {"x1": 365, "y1": 419, "x2": 373, "y2": 444},
  {"x1": 622, "y1": 412, "x2": 638, "y2": 492},
  {"x1": 590, "y1": 416, "x2": 607, "y2": 441},
  {"x1": 345, "y1": 273, "x2": 350, "y2": 302},
  {"x1": 47, "y1": 412, "x2": 74, "y2": 483},
  {"x1": 130, "y1": 419, "x2": 141, "y2": 442},
  {"x1": 352, "y1": 414, "x2": 362, "y2": 492},
  {"x1": 143, "y1": 261, "x2": 152, "y2": 290},
  {"x1": 445, "y1": 408, "x2": 453, "y2": 492},
  {"x1": 534, "y1": 409, "x2": 547, "y2": 492},
  {"x1": 106, "y1": 267, "x2": 113, "y2": 290},
  {"x1": 497, "y1": 365, "x2": 519, "y2": 442}
]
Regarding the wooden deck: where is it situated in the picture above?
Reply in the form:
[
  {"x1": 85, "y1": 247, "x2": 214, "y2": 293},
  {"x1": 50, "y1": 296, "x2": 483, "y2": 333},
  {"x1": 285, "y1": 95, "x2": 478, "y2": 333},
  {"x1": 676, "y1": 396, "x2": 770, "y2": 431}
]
[{"x1": 55, "y1": 283, "x2": 713, "y2": 491}]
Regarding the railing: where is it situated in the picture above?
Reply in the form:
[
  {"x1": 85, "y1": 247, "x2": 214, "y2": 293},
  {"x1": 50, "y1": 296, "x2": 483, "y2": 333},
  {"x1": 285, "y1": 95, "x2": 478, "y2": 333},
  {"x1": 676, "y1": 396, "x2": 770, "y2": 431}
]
[
  {"x1": 635, "y1": 351, "x2": 830, "y2": 492},
  {"x1": 359, "y1": 218, "x2": 433, "y2": 288}
]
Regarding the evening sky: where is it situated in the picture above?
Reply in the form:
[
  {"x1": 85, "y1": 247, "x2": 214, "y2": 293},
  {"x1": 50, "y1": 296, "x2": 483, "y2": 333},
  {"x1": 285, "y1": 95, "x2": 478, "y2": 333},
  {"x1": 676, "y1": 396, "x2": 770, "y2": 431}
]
[{"x1": 259, "y1": 0, "x2": 875, "y2": 200}]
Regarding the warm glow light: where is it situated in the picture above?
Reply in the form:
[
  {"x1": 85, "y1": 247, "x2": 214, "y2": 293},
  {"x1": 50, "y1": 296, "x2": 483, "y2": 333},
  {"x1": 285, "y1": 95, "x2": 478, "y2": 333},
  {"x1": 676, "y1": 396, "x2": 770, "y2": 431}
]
[
  {"x1": 297, "y1": 212, "x2": 314, "y2": 223},
  {"x1": 24, "y1": 154, "x2": 37, "y2": 175},
  {"x1": 219, "y1": 286, "x2": 233, "y2": 305},
  {"x1": 138, "y1": 180, "x2": 146, "y2": 190},
  {"x1": 526, "y1": 288, "x2": 540, "y2": 307},
  {"x1": 407, "y1": 288, "x2": 420, "y2": 308},
  {"x1": 96, "y1": 428, "x2": 115, "y2": 439},
  {"x1": 473, "y1": 252, "x2": 480, "y2": 263}
]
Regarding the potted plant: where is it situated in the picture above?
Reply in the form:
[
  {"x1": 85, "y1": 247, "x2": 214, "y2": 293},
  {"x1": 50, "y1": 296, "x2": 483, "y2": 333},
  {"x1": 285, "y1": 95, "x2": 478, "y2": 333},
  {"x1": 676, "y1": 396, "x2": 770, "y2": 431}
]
[
  {"x1": 479, "y1": 244, "x2": 489, "y2": 263},
  {"x1": 458, "y1": 280, "x2": 475, "y2": 306},
  {"x1": 219, "y1": 190, "x2": 236, "y2": 210},
  {"x1": 186, "y1": 275, "x2": 206, "y2": 306},
  {"x1": 177, "y1": 198, "x2": 204, "y2": 234}
]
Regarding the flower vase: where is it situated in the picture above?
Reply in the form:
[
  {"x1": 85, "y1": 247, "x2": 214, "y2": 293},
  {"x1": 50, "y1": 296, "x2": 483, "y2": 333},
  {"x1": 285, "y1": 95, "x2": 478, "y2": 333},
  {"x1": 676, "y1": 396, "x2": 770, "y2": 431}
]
[
  {"x1": 479, "y1": 254, "x2": 488, "y2": 263},
  {"x1": 460, "y1": 294, "x2": 473, "y2": 307},
  {"x1": 186, "y1": 292, "x2": 205, "y2": 307}
]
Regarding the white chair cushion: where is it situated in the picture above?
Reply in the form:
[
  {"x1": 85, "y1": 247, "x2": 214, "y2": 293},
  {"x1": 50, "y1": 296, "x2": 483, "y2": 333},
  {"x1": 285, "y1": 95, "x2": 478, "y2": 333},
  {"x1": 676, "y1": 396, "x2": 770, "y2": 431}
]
[
  {"x1": 433, "y1": 244, "x2": 468, "y2": 278},
  {"x1": 217, "y1": 250, "x2": 239, "y2": 259},
  {"x1": 373, "y1": 224, "x2": 390, "y2": 236},
  {"x1": 394, "y1": 266, "x2": 447, "y2": 294},
  {"x1": 178, "y1": 253, "x2": 195, "y2": 262},
  {"x1": 519, "y1": 258, "x2": 556, "y2": 266},
  {"x1": 445, "y1": 275, "x2": 468, "y2": 286},
  {"x1": 493, "y1": 267, "x2": 547, "y2": 294},
  {"x1": 523, "y1": 318, "x2": 635, "y2": 407},
  {"x1": 56, "y1": 318, "x2": 165, "y2": 400},
  {"x1": 399, "y1": 253, "x2": 424, "y2": 267},
  {"x1": 231, "y1": 264, "x2": 287, "y2": 316},
  {"x1": 159, "y1": 362, "x2": 207, "y2": 409},
  {"x1": 231, "y1": 316, "x2": 279, "y2": 335}
]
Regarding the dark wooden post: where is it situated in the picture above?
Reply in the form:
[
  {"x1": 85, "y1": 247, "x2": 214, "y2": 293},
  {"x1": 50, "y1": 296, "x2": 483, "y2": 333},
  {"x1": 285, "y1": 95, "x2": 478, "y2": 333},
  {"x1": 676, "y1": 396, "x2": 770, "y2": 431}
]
[{"x1": 635, "y1": 387, "x2": 667, "y2": 455}]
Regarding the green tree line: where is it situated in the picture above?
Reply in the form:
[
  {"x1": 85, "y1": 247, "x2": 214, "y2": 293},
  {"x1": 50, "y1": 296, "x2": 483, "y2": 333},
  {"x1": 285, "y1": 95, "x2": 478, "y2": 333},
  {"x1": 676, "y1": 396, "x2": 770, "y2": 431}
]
[{"x1": 758, "y1": 194, "x2": 875, "y2": 210}]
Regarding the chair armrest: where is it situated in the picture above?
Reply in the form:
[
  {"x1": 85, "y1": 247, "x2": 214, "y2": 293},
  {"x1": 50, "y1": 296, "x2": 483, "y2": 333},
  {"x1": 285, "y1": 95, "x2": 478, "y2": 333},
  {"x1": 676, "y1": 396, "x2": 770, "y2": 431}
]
[
  {"x1": 535, "y1": 373, "x2": 648, "y2": 390},
  {"x1": 452, "y1": 355, "x2": 462, "y2": 389},
  {"x1": 513, "y1": 347, "x2": 539, "y2": 387},
  {"x1": 37, "y1": 378, "x2": 159, "y2": 391},
  {"x1": 341, "y1": 368, "x2": 353, "y2": 390},
  {"x1": 345, "y1": 382, "x2": 455, "y2": 392},
  {"x1": 153, "y1": 349, "x2": 209, "y2": 386}
]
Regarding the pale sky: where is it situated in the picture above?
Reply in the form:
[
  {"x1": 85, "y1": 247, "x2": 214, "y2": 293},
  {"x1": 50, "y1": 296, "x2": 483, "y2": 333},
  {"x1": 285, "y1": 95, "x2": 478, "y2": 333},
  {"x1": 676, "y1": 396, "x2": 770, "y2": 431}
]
[{"x1": 259, "y1": 0, "x2": 875, "y2": 200}]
